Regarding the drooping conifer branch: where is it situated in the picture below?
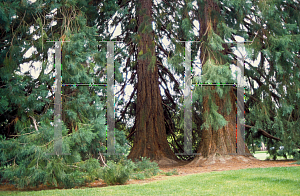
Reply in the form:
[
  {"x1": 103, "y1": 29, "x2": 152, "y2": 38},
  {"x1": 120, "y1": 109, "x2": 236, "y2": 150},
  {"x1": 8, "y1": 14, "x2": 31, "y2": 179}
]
[{"x1": 244, "y1": 124, "x2": 281, "y2": 141}]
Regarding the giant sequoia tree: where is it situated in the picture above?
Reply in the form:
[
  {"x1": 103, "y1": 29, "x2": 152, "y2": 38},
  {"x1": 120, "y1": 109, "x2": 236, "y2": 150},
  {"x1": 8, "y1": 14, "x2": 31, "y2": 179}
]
[
  {"x1": 188, "y1": 0, "x2": 300, "y2": 163},
  {"x1": 97, "y1": 0, "x2": 186, "y2": 163},
  {"x1": 187, "y1": 0, "x2": 252, "y2": 164},
  {"x1": 127, "y1": 0, "x2": 178, "y2": 162}
]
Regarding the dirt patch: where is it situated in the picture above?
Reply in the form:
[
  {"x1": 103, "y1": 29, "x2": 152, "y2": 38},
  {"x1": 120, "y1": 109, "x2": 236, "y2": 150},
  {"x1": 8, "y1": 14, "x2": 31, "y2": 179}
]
[
  {"x1": 160, "y1": 157, "x2": 298, "y2": 175},
  {"x1": 156, "y1": 157, "x2": 179, "y2": 166},
  {"x1": 0, "y1": 157, "x2": 299, "y2": 192}
]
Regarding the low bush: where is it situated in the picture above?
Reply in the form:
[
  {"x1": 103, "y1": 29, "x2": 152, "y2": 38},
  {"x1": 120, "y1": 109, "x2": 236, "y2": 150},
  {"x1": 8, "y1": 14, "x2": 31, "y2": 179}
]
[
  {"x1": 165, "y1": 169, "x2": 179, "y2": 176},
  {"x1": 292, "y1": 149, "x2": 300, "y2": 160},
  {"x1": 132, "y1": 157, "x2": 161, "y2": 179},
  {"x1": 131, "y1": 172, "x2": 146, "y2": 180},
  {"x1": 100, "y1": 158, "x2": 136, "y2": 185},
  {"x1": 100, "y1": 157, "x2": 161, "y2": 184}
]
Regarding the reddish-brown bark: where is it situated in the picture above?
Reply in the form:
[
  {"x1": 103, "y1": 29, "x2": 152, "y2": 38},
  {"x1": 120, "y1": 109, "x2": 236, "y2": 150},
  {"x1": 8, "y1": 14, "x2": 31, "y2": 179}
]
[
  {"x1": 127, "y1": 0, "x2": 178, "y2": 162},
  {"x1": 191, "y1": 0, "x2": 251, "y2": 164},
  {"x1": 196, "y1": 86, "x2": 250, "y2": 157}
]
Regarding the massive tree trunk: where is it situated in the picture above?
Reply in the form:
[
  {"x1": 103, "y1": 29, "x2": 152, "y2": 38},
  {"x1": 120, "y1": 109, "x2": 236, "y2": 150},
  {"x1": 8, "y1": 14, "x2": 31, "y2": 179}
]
[
  {"x1": 190, "y1": 0, "x2": 252, "y2": 166},
  {"x1": 190, "y1": 87, "x2": 253, "y2": 165},
  {"x1": 127, "y1": 0, "x2": 178, "y2": 164},
  {"x1": 192, "y1": 86, "x2": 251, "y2": 163}
]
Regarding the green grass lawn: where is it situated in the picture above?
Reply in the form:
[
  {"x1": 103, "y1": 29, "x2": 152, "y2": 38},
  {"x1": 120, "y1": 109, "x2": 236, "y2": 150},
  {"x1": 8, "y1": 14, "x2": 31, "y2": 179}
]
[
  {"x1": 253, "y1": 151, "x2": 294, "y2": 160},
  {"x1": 1, "y1": 166, "x2": 299, "y2": 196}
]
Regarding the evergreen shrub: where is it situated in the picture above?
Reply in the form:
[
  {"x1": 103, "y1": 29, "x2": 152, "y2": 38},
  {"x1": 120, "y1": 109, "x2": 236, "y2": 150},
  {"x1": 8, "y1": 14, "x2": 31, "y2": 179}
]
[
  {"x1": 100, "y1": 157, "x2": 161, "y2": 184},
  {"x1": 131, "y1": 157, "x2": 161, "y2": 179},
  {"x1": 165, "y1": 169, "x2": 179, "y2": 176},
  {"x1": 0, "y1": 122, "x2": 128, "y2": 189},
  {"x1": 100, "y1": 158, "x2": 136, "y2": 185},
  {"x1": 292, "y1": 149, "x2": 300, "y2": 160}
]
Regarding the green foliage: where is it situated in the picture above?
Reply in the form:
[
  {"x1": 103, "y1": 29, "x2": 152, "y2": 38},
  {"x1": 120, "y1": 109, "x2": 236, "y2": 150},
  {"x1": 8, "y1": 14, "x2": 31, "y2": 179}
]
[
  {"x1": 201, "y1": 100, "x2": 229, "y2": 131},
  {"x1": 242, "y1": 0, "x2": 300, "y2": 159},
  {"x1": 0, "y1": 0, "x2": 130, "y2": 190},
  {"x1": 191, "y1": 59, "x2": 234, "y2": 132},
  {"x1": 131, "y1": 157, "x2": 161, "y2": 179},
  {"x1": 218, "y1": 22, "x2": 237, "y2": 41},
  {"x1": 0, "y1": 121, "x2": 105, "y2": 189},
  {"x1": 200, "y1": 59, "x2": 235, "y2": 86},
  {"x1": 99, "y1": 157, "x2": 161, "y2": 184},
  {"x1": 100, "y1": 159, "x2": 135, "y2": 185},
  {"x1": 293, "y1": 160, "x2": 300, "y2": 165},
  {"x1": 165, "y1": 169, "x2": 179, "y2": 176},
  {"x1": 208, "y1": 31, "x2": 225, "y2": 51}
]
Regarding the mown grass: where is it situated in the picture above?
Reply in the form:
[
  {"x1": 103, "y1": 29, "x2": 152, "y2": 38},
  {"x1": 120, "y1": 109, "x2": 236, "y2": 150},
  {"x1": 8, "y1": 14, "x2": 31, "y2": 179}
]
[
  {"x1": 253, "y1": 151, "x2": 294, "y2": 160},
  {"x1": 1, "y1": 166, "x2": 299, "y2": 196}
]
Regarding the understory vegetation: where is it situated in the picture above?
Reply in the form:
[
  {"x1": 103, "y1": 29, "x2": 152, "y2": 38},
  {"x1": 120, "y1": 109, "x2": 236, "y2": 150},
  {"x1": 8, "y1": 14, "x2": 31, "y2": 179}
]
[
  {"x1": 100, "y1": 157, "x2": 162, "y2": 185},
  {"x1": 1, "y1": 167, "x2": 299, "y2": 195},
  {"x1": 0, "y1": 153, "x2": 163, "y2": 188}
]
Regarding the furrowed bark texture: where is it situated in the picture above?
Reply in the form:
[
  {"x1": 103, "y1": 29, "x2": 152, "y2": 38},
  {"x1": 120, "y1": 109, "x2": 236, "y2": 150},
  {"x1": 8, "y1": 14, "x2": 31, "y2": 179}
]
[
  {"x1": 193, "y1": 0, "x2": 250, "y2": 162},
  {"x1": 127, "y1": 0, "x2": 178, "y2": 162},
  {"x1": 197, "y1": 87, "x2": 250, "y2": 157}
]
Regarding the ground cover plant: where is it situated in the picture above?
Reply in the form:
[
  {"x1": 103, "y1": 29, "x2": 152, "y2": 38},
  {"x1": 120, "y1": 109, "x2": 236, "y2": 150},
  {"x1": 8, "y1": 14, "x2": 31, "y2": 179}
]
[
  {"x1": 0, "y1": 166, "x2": 299, "y2": 196},
  {"x1": 0, "y1": 156, "x2": 161, "y2": 189},
  {"x1": 100, "y1": 157, "x2": 161, "y2": 185}
]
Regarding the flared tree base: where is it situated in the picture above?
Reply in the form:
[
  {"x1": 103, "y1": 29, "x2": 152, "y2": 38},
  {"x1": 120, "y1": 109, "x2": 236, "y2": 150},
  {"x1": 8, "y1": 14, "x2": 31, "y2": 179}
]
[{"x1": 188, "y1": 154, "x2": 257, "y2": 166}]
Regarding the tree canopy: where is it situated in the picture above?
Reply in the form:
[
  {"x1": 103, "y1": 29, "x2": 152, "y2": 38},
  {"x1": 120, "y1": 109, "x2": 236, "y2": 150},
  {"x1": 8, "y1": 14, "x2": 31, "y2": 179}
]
[{"x1": 0, "y1": 0, "x2": 299, "y2": 188}]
